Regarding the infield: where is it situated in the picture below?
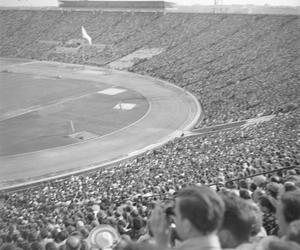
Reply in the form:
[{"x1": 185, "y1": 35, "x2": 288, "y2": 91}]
[
  {"x1": 0, "y1": 58, "x2": 200, "y2": 189},
  {"x1": 0, "y1": 72, "x2": 148, "y2": 156}
]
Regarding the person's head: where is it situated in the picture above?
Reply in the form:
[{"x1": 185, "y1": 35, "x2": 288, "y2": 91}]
[
  {"x1": 239, "y1": 189, "x2": 251, "y2": 200},
  {"x1": 266, "y1": 182, "x2": 282, "y2": 199},
  {"x1": 20, "y1": 241, "x2": 30, "y2": 250},
  {"x1": 30, "y1": 241, "x2": 43, "y2": 250},
  {"x1": 252, "y1": 189, "x2": 265, "y2": 204},
  {"x1": 253, "y1": 176, "x2": 266, "y2": 188},
  {"x1": 270, "y1": 175, "x2": 281, "y2": 183},
  {"x1": 78, "y1": 228, "x2": 89, "y2": 239},
  {"x1": 8, "y1": 225, "x2": 16, "y2": 235},
  {"x1": 28, "y1": 231, "x2": 38, "y2": 243},
  {"x1": 57, "y1": 231, "x2": 68, "y2": 243},
  {"x1": 45, "y1": 242, "x2": 58, "y2": 250},
  {"x1": 284, "y1": 182, "x2": 298, "y2": 192},
  {"x1": 174, "y1": 186, "x2": 224, "y2": 240},
  {"x1": 249, "y1": 182, "x2": 257, "y2": 192},
  {"x1": 276, "y1": 189, "x2": 300, "y2": 236},
  {"x1": 0, "y1": 243, "x2": 16, "y2": 250},
  {"x1": 258, "y1": 195, "x2": 277, "y2": 214},
  {"x1": 218, "y1": 192, "x2": 257, "y2": 248},
  {"x1": 65, "y1": 236, "x2": 81, "y2": 250},
  {"x1": 265, "y1": 238, "x2": 300, "y2": 250},
  {"x1": 121, "y1": 242, "x2": 158, "y2": 250},
  {"x1": 286, "y1": 219, "x2": 300, "y2": 245},
  {"x1": 40, "y1": 228, "x2": 49, "y2": 239},
  {"x1": 238, "y1": 180, "x2": 249, "y2": 190}
]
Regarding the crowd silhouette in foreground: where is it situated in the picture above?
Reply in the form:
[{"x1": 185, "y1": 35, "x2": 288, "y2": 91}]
[{"x1": 1, "y1": 180, "x2": 300, "y2": 250}]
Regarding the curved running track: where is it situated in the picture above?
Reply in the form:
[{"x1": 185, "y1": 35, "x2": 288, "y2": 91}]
[{"x1": 0, "y1": 58, "x2": 201, "y2": 190}]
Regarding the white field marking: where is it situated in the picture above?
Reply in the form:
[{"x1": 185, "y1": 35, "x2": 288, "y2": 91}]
[
  {"x1": 80, "y1": 69, "x2": 105, "y2": 75},
  {"x1": 68, "y1": 131, "x2": 98, "y2": 141},
  {"x1": 0, "y1": 101, "x2": 152, "y2": 159},
  {"x1": 97, "y1": 88, "x2": 126, "y2": 95},
  {"x1": 33, "y1": 75, "x2": 58, "y2": 80},
  {"x1": 0, "y1": 92, "x2": 94, "y2": 122},
  {"x1": 70, "y1": 120, "x2": 75, "y2": 133},
  {"x1": 0, "y1": 61, "x2": 35, "y2": 70},
  {"x1": 114, "y1": 103, "x2": 136, "y2": 110}
]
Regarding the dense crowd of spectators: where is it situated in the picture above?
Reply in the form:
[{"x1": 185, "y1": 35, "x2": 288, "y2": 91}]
[
  {"x1": 0, "y1": 9, "x2": 299, "y2": 250},
  {"x1": 1, "y1": 110, "x2": 299, "y2": 249},
  {"x1": 1, "y1": 11, "x2": 299, "y2": 125}
]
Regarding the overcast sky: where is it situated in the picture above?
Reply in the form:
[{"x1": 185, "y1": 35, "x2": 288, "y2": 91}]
[{"x1": 0, "y1": 0, "x2": 299, "y2": 7}]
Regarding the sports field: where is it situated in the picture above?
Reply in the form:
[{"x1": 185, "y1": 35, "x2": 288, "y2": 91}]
[
  {"x1": 0, "y1": 59, "x2": 200, "y2": 188},
  {"x1": 0, "y1": 71, "x2": 148, "y2": 155}
]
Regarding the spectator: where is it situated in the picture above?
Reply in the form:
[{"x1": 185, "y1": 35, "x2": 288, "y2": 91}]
[
  {"x1": 55, "y1": 231, "x2": 68, "y2": 248},
  {"x1": 286, "y1": 220, "x2": 300, "y2": 245},
  {"x1": 239, "y1": 189, "x2": 252, "y2": 200},
  {"x1": 45, "y1": 242, "x2": 58, "y2": 250},
  {"x1": 0, "y1": 244, "x2": 16, "y2": 250},
  {"x1": 284, "y1": 182, "x2": 298, "y2": 192},
  {"x1": 257, "y1": 195, "x2": 278, "y2": 235},
  {"x1": 39, "y1": 228, "x2": 53, "y2": 249},
  {"x1": 264, "y1": 238, "x2": 300, "y2": 250},
  {"x1": 150, "y1": 186, "x2": 224, "y2": 250},
  {"x1": 276, "y1": 189, "x2": 300, "y2": 237},
  {"x1": 121, "y1": 241, "x2": 158, "y2": 250},
  {"x1": 31, "y1": 242, "x2": 43, "y2": 250},
  {"x1": 64, "y1": 237, "x2": 81, "y2": 250},
  {"x1": 265, "y1": 182, "x2": 282, "y2": 199},
  {"x1": 218, "y1": 192, "x2": 256, "y2": 249}
]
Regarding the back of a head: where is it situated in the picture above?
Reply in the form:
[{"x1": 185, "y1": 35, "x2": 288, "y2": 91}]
[
  {"x1": 40, "y1": 228, "x2": 49, "y2": 239},
  {"x1": 177, "y1": 185, "x2": 225, "y2": 235},
  {"x1": 65, "y1": 236, "x2": 81, "y2": 250},
  {"x1": 239, "y1": 189, "x2": 251, "y2": 200},
  {"x1": 123, "y1": 242, "x2": 159, "y2": 250},
  {"x1": 266, "y1": 239, "x2": 300, "y2": 250},
  {"x1": 0, "y1": 243, "x2": 16, "y2": 250},
  {"x1": 79, "y1": 228, "x2": 89, "y2": 239},
  {"x1": 57, "y1": 231, "x2": 68, "y2": 243},
  {"x1": 45, "y1": 242, "x2": 58, "y2": 250},
  {"x1": 286, "y1": 219, "x2": 300, "y2": 245},
  {"x1": 21, "y1": 241, "x2": 31, "y2": 250},
  {"x1": 258, "y1": 195, "x2": 277, "y2": 214},
  {"x1": 284, "y1": 182, "x2": 297, "y2": 192},
  {"x1": 30, "y1": 242, "x2": 43, "y2": 250},
  {"x1": 219, "y1": 192, "x2": 256, "y2": 248},
  {"x1": 266, "y1": 182, "x2": 281, "y2": 199},
  {"x1": 280, "y1": 189, "x2": 300, "y2": 224}
]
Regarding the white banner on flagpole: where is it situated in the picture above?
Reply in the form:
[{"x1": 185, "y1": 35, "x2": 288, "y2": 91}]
[{"x1": 81, "y1": 26, "x2": 92, "y2": 45}]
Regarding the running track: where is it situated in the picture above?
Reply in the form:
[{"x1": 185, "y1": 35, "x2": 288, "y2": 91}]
[{"x1": 0, "y1": 58, "x2": 201, "y2": 190}]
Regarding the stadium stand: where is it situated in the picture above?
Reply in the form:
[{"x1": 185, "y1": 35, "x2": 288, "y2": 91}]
[
  {"x1": 0, "y1": 9, "x2": 299, "y2": 250},
  {"x1": 0, "y1": 10, "x2": 298, "y2": 125}
]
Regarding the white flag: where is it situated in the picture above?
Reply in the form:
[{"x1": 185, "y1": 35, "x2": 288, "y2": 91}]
[{"x1": 81, "y1": 26, "x2": 92, "y2": 45}]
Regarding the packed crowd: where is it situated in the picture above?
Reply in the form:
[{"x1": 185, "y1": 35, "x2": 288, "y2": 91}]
[
  {"x1": 0, "y1": 9, "x2": 299, "y2": 250},
  {"x1": 1, "y1": 11, "x2": 299, "y2": 126},
  {"x1": 1, "y1": 173, "x2": 300, "y2": 250},
  {"x1": 1, "y1": 110, "x2": 299, "y2": 249}
]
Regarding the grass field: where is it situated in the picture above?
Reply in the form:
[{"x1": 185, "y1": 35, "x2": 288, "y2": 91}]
[{"x1": 0, "y1": 72, "x2": 149, "y2": 155}]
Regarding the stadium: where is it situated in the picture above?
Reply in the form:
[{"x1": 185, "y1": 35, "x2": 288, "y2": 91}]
[{"x1": 0, "y1": 0, "x2": 299, "y2": 249}]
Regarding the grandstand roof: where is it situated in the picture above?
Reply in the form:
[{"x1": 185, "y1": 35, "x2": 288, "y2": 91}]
[{"x1": 59, "y1": 0, "x2": 175, "y2": 10}]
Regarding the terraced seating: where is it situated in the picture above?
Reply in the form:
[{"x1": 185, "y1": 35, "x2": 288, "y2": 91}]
[{"x1": 0, "y1": 10, "x2": 299, "y2": 250}]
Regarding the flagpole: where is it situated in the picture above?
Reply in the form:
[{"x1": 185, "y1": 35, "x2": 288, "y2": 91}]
[{"x1": 70, "y1": 120, "x2": 75, "y2": 133}]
